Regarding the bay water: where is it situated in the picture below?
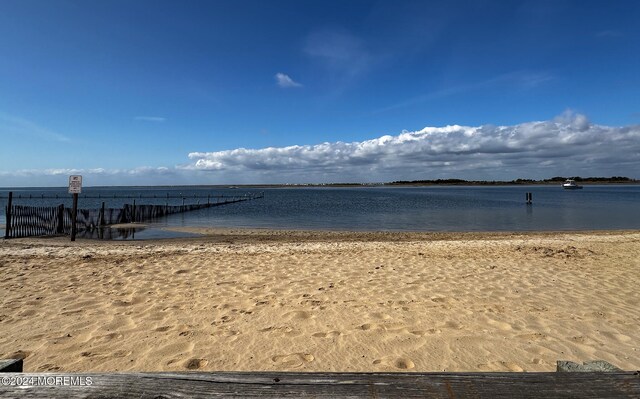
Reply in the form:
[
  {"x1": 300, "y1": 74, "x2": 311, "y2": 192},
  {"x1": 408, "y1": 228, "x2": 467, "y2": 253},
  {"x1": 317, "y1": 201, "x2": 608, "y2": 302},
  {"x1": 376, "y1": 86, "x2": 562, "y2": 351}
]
[{"x1": 1, "y1": 185, "x2": 639, "y2": 236}]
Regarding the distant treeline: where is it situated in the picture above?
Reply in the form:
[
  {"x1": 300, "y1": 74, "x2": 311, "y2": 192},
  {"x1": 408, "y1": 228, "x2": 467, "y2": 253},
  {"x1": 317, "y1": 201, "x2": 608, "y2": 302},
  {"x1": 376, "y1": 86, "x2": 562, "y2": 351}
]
[
  {"x1": 544, "y1": 176, "x2": 633, "y2": 182},
  {"x1": 388, "y1": 176, "x2": 636, "y2": 185}
]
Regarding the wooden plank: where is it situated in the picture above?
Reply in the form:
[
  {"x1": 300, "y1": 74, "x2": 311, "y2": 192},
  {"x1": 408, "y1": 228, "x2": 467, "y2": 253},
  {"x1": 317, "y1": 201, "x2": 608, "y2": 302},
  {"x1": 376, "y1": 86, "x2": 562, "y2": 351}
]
[
  {"x1": 0, "y1": 371, "x2": 637, "y2": 398},
  {"x1": 0, "y1": 358, "x2": 22, "y2": 372}
]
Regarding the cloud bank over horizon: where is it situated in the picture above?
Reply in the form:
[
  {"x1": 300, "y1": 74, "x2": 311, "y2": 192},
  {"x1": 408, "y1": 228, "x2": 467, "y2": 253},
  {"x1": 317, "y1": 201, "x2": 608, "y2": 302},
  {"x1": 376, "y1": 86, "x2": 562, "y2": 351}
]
[
  {"x1": 186, "y1": 112, "x2": 640, "y2": 182},
  {"x1": 1, "y1": 113, "x2": 639, "y2": 186}
]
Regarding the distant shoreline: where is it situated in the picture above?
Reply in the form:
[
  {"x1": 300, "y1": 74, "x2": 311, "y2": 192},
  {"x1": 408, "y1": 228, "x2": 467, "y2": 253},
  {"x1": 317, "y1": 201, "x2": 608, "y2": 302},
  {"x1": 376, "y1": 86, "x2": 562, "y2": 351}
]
[{"x1": 1, "y1": 178, "x2": 638, "y2": 190}]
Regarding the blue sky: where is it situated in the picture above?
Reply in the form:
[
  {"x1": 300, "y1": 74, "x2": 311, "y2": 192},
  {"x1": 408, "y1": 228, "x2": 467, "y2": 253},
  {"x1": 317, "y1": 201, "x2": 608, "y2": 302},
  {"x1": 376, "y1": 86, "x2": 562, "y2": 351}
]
[{"x1": 1, "y1": 0, "x2": 639, "y2": 186}]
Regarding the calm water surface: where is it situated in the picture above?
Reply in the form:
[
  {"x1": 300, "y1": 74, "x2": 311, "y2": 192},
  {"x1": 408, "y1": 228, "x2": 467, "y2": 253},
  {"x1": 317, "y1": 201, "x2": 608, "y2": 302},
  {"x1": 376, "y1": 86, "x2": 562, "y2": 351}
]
[{"x1": 1, "y1": 185, "x2": 639, "y2": 233}]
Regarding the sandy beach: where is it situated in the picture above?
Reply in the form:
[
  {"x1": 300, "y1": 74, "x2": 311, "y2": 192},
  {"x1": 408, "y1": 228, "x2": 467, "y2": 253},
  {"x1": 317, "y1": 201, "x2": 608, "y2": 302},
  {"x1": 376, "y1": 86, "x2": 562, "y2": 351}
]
[{"x1": 1, "y1": 229, "x2": 638, "y2": 372}]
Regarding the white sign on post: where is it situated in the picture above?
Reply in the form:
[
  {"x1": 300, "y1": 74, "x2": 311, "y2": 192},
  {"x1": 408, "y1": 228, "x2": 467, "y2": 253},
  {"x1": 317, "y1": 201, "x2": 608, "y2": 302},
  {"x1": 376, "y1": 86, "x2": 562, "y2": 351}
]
[{"x1": 68, "y1": 175, "x2": 83, "y2": 194}]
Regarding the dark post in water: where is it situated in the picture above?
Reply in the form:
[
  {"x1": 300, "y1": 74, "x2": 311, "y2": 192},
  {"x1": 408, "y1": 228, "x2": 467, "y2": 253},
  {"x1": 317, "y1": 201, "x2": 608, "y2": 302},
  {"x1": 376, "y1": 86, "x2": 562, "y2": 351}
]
[{"x1": 525, "y1": 192, "x2": 533, "y2": 204}]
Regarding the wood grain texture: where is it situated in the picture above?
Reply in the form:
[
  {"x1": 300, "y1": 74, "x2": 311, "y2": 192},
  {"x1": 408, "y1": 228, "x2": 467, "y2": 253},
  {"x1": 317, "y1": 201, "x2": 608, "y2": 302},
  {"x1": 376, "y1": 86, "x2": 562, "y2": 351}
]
[{"x1": 0, "y1": 371, "x2": 638, "y2": 398}]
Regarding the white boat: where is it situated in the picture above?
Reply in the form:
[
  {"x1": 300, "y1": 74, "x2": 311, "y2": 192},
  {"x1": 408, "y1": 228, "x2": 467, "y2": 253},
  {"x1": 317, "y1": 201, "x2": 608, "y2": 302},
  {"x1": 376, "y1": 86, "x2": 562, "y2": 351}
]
[{"x1": 562, "y1": 179, "x2": 583, "y2": 189}]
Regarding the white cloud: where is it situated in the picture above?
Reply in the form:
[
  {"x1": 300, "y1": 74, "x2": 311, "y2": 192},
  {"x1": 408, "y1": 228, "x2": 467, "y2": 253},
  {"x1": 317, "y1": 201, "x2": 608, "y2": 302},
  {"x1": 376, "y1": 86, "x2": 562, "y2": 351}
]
[
  {"x1": 134, "y1": 116, "x2": 166, "y2": 122},
  {"x1": 187, "y1": 112, "x2": 640, "y2": 181},
  {"x1": 275, "y1": 73, "x2": 302, "y2": 88}
]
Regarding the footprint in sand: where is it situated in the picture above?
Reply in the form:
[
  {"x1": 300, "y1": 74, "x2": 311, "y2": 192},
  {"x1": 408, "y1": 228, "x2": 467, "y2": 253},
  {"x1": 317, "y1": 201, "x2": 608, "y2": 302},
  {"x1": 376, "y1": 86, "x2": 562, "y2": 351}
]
[
  {"x1": 113, "y1": 350, "x2": 132, "y2": 358},
  {"x1": 271, "y1": 353, "x2": 315, "y2": 368},
  {"x1": 37, "y1": 364, "x2": 62, "y2": 371},
  {"x1": 599, "y1": 331, "x2": 632, "y2": 343},
  {"x1": 185, "y1": 358, "x2": 208, "y2": 370},
  {"x1": 517, "y1": 333, "x2": 547, "y2": 341},
  {"x1": 155, "y1": 325, "x2": 173, "y2": 332},
  {"x1": 359, "y1": 323, "x2": 378, "y2": 331},
  {"x1": 373, "y1": 356, "x2": 415, "y2": 370},
  {"x1": 19, "y1": 310, "x2": 37, "y2": 317},
  {"x1": 409, "y1": 328, "x2": 441, "y2": 336},
  {"x1": 9, "y1": 350, "x2": 31, "y2": 360},
  {"x1": 370, "y1": 312, "x2": 391, "y2": 320},
  {"x1": 443, "y1": 321, "x2": 464, "y2": 330},
  {"x1": 487, "y1": 319, "x2": 512, "y2": 331},
  {"x1": 258, "y1": 326, "x2": 301, "y2": 337},
  {"x1": 113, "y1": 296, "x2": 145, "y2": 307},
  {"x1": 358, "y1": 323, "x2": 411, "y2": 334},
  {"x1": 174, "y1": 269, "x2": 189, "y2": 275},
  {"x1": 211, "y1": 315, "x2": 234, "y2": 325},
  {"x1": 283, "y1": 310, "x2": 313, "y2": 321},
  {"x1": 312, "y1": 331, "x2": 342, "y2": 338},
  {"x1": 95, "y1": 332, "x2": 124, "y2": 342},
  {"x1": 211, "y1": 329, "x2": 241, "y2": 341}
]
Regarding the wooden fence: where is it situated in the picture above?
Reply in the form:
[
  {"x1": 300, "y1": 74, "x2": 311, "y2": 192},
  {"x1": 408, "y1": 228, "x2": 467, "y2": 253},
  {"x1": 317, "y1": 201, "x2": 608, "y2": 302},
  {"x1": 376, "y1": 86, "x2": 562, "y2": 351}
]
[
  {"x1": 5, "y1": 205, "x2": 65, "y2": 238},
  {"x1": 3, "y1": 193, "x2": 262, "y2": 239}
]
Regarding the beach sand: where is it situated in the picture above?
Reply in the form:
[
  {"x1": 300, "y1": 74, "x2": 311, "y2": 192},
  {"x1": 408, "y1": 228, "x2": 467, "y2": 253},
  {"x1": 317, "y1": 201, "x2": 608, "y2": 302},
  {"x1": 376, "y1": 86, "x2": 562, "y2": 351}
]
[{"x1": 1, "y1": 229, "x2": 638, "y2": 372}]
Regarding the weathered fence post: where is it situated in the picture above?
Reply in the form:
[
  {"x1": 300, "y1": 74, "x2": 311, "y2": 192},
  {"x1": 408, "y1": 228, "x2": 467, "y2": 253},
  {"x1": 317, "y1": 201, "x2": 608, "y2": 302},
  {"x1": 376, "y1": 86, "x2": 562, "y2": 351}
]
[
  {"x1": 4, "y1": 192, "x2": 12, "y2": 239},
  {"x1": 133, "y1": 200, "x2": 137, "y2": 223},
  {"x1": 70, "y1": 193, "x2": 78, "y2": 242},
  {"x1": 57, "y1": 204, "x2": 65, "y2": 234},
  {"x1": 99, "y1": 202, "x2": 106, "y2": 227}
]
